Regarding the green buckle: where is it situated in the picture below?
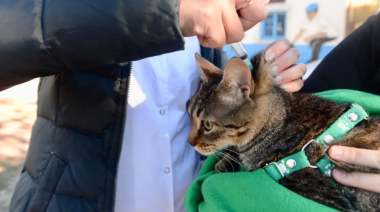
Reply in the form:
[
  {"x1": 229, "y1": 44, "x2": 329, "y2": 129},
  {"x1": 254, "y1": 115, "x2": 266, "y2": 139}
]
[
  {"x1": 316, "y1": 156, "x2": 335, "y2": 177},
  {"x1": 316, "y1": 104, "x2": 369, "y2": 146},
  {"x1": 264, "y1": 150, "x2": 311, "y2": 181},
  {"x1": 314, "y1": 103, "x2": 368, "y2": 180},
  {"x1": 264, "y1": 162, "x2": 284, "y2": 181},
  {"x1": 264, "y1": 103, "x2": 369, "y2": 182}
]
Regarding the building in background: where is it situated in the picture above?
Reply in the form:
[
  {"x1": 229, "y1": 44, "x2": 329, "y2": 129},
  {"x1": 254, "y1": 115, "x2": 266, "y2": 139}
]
[
  {"x1": 224, "y1": 0, "x2": 380, "y2": 78},
  {"x1": 346, "y1": 0, "x2": 380, "y2": 36}
]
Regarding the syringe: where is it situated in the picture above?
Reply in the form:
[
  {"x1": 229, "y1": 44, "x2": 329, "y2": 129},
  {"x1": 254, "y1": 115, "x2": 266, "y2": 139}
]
[{"x1": 229, "y1": 42, "x2": 253, "y2": 71}]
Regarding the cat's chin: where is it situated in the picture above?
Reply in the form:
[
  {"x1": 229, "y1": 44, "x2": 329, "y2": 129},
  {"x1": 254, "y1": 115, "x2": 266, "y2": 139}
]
[{"x1": 193, "y1": 147, "x2": 215, "y2": 156}]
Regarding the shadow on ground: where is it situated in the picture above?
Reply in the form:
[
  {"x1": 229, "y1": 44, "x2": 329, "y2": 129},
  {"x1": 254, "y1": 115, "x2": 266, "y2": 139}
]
[{"x1": 0, "y1": 98, "x2": 36, "y2": 211}]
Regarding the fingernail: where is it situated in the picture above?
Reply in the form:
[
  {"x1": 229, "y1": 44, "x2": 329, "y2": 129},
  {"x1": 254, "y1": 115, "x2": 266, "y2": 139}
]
[
  {"x1": 274, "y1": 76, "x2": 282, "y2": 84},
  {"x1": 270, "y1": 66, "x2": 278, "y2": 74},
  {"x1": 266, "y1": 53, "x2": 275, "y2": 62},
  {"x1": 280, "y1": 85, "x2": 287, "y2": 91},
  {"x1": 333, "y1": 169, "x2": 347, "y2": 179},
  {"x1": 330, "y1": 146, "x2": 343, "y2": 157}
]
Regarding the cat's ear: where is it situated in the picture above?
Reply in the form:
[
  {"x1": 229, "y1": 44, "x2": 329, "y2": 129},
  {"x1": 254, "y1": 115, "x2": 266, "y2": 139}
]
[
  {"x1": 219, "y1": 58, "x2": 254, "y2": 99},
  {"x1": 195, "y1": 53, "x2": 223, "y2": 82},
  {"x1": 251, "y1": 53, "x2": 274, "y2": 96}
]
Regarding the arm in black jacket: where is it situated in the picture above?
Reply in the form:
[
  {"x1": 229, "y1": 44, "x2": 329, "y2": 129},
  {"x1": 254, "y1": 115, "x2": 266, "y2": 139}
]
[{"x1": 0, "y1": 0, "x2": 184, "y2": 91}]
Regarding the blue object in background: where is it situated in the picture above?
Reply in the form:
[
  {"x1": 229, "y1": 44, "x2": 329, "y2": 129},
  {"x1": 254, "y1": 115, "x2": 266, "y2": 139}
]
[
  {"x1": 306, "y1": 3, "x2": 319, "y2": 13},
  {"x1": 223, "y1": 44, "x2": 334, "y2": 64}
]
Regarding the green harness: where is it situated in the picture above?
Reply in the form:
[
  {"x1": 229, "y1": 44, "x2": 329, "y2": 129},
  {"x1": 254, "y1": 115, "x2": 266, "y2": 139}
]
[
  {"x1": 184, "y1": 90, "x2": 380, "y2": 212},
  {"x1": 264, "y1": 103, "x2": 369, "y2": 182}
]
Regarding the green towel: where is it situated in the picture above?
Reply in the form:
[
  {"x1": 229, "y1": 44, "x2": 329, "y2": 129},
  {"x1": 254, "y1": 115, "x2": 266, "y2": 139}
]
[{"x1": 184, "y1": 89, "x2": 380, "y2": 212}]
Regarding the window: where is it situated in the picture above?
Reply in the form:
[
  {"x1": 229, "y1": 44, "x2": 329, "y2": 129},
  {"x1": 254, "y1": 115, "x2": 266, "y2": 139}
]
[{"x1": 261, "y1": 12, "x2": 286, "y2": 39}]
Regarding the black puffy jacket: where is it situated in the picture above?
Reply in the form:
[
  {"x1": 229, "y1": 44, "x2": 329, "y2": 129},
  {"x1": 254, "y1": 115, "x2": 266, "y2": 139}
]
[{"x1": 0, "y1": 1, "x2": 226, "y2": 211}]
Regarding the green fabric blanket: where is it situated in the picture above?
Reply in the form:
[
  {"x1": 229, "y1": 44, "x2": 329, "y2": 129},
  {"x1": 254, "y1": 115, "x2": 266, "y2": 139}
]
[{"x1": 184, "y1": 89, "x2": 380, "y2": 212}]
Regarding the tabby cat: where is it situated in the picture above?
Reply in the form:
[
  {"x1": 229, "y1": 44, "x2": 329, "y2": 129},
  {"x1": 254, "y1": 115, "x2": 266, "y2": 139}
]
[{"x1": 187, "y1": 52, "x2": 380, "y2": 211}]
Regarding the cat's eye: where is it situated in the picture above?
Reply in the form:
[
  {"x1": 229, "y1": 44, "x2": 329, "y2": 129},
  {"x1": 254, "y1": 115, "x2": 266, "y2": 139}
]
[{"x1": 203, "y1": 120, "x2": 213, "y2": 131}]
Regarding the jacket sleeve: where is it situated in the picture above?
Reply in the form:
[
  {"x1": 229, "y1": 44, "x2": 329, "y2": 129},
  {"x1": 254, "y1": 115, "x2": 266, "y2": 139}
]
[{"x1": 0, "y1": 0, "x2": 184, "y2": 91}]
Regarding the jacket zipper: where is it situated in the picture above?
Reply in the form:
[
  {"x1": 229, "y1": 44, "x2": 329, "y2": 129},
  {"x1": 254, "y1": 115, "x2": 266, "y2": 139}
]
[{"x1": 112, "y1": 62, "x2": 132, "y2": 212}]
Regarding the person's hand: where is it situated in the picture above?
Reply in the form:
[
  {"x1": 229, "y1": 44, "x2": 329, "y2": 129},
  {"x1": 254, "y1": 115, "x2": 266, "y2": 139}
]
[
  {"x1": 179, "y1": 0, "x2": 269, "y2": 48},
  {"x1": 304, "y1": 37, "x2": 312, "y2": 43},
  {"x1": 329, "y1": 146, "x2": 380, "y2": 193},
  {"x1": 264, "y1": 39, "x2": 306, "y2": 92}
]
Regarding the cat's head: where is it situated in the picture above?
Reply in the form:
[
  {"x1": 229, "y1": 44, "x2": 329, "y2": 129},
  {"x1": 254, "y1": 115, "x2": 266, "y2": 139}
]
[{"x1": 187, "y1": 52, "x2": 276, "y2": 155}]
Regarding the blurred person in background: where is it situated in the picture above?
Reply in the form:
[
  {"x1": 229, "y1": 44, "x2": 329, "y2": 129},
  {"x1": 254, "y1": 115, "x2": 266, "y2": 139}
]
[{"x1": 292, "y1": 3, "x2": 338, "y2": 63}]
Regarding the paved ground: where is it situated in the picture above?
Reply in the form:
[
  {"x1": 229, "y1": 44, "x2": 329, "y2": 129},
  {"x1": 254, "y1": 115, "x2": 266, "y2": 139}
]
[{"x1": 0, "y1": 79, "x2": 38, "y2": 212}]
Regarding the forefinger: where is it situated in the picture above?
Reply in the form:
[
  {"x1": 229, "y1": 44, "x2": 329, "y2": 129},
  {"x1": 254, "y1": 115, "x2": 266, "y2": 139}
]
[
  {"x1": 332, "y1": 170, "x2": 380, "y2": 193},
  {"x1": 329, "y1": 145, "x2": 380, "y2": 170},
  {"x1": 264, "y1": 39, "x2": 292, "y2": 63}
]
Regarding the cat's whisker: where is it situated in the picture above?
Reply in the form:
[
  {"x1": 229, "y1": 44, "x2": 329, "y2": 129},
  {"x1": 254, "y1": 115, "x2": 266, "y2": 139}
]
[
  {"x1": 224, "y1": 148, "x2": 241, "y2": 156},
  {"x1": 215, "y1": 152, "x2": 235, "y2": 172},
  {"x1": 212, "y1": 152, "x2": 221, "y2": 162},
  {"x1": 208, "y1": 146, "x2": 233, "y2": 172},
  {"x1": 209, "y1": 145, "x2": 243, "y2": 171},
  {"x1": 213, "y1": 153, "x2": 229, "y2": 172},
  {"x1": 214, "y1": 148, "x2": 243, "y2": 169},
  {"x1": 220, "y1": 152, "x2": 243, "y2": 168}
]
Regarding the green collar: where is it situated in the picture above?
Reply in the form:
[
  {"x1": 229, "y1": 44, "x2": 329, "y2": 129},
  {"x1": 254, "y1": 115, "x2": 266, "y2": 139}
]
[{"x1": 264, "y1": 103, "x2": 369, "y2": 181}]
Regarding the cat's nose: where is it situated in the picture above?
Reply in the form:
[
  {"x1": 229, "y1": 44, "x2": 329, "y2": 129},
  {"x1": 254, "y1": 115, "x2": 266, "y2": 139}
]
[{"x1": 188, "y1": 140, "x2": 196, "y2": 147}]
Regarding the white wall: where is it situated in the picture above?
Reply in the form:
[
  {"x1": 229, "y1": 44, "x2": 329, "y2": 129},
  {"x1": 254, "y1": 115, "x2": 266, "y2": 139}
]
[{"x1": 243, "y1": 0, "x2": 347, "y2": 45}]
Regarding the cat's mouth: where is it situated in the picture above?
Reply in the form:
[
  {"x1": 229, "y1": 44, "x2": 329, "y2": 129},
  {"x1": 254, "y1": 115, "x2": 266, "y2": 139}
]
[
  {"x1": 193, "y1": 143, "x2": 219, "y2": 156},
  {"x1": 189, "y1": 136, "x2": 222, "y2": 156}
]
